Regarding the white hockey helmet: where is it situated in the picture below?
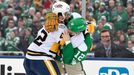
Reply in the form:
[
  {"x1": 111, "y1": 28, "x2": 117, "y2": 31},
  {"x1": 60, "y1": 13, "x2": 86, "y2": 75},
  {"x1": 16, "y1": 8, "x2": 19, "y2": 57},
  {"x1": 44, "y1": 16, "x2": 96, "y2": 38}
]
[{"x1": 52, "y1": 1, "x2": 70, "y2": 17}]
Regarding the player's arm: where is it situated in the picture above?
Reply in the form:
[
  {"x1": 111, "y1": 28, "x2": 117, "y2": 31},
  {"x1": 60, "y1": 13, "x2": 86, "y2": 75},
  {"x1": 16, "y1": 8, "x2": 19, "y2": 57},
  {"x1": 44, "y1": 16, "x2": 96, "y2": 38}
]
[
  {"x1": 62, "y1": 31, "x2": 93, "y2": 64},
  {"x1": 59, "y1": 30, "x2": 74, "y2": 64},
  {"x1": 62, "y1": 42, "x2": 74, "y2": 64}
]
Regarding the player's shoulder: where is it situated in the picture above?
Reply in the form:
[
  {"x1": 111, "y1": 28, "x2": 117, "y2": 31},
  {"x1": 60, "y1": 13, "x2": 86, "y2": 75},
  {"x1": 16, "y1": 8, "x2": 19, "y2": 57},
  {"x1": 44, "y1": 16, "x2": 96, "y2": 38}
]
[
  {"x1": 38, "y1": 27, "x2": 44, "y2": 31},
  {"x1": 37, "y1": 27, "x2": 48, "y2": 35}
]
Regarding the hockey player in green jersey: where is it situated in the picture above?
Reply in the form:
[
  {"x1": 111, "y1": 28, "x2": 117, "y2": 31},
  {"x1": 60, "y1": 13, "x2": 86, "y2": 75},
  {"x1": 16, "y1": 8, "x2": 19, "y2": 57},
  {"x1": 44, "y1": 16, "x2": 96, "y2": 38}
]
[
  {"x1": 51, "y1": 1, "x2": 93, "y2": 74},
  {"x1": 62, "y1": 18, "x2": 92, "y2": 64},
  {"x1": 57, "y1": 18, "x2": 93, "y2": 75}
]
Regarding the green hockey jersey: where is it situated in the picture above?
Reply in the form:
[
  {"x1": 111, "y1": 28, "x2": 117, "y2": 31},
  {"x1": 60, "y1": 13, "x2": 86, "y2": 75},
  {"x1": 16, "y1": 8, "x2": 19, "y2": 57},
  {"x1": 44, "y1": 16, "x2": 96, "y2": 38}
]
[{"x1": 57, "y1": 32, "x2": 92, "y2": 65}]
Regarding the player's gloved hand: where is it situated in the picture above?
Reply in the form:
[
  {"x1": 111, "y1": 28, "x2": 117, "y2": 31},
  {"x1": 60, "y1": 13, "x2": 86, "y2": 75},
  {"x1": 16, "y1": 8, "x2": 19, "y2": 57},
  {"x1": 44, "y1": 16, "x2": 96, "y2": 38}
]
[
  {"x1": 50, "y1": 42, "x2": 60, "y2": 54},
  {"x1": 87, "y1": 23, "x2": 94, "y2": 33},
  {"x1": 63, "y1": 30, "x2": 71, "y2": 45}
]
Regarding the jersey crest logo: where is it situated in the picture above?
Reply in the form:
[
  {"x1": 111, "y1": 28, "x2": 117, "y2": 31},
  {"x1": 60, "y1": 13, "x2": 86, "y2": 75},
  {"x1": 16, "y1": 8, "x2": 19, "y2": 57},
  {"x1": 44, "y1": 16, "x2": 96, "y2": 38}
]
[{"x1": 55, "y1": 4, "x2": 63, "y2": 8}]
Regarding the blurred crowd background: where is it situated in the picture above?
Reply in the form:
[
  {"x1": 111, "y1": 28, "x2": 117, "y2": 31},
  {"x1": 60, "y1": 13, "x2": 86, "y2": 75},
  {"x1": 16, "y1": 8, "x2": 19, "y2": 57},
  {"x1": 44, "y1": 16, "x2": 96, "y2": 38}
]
[{"x1": 0, "y1": 0, "x2": 134, "y2": 56}]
